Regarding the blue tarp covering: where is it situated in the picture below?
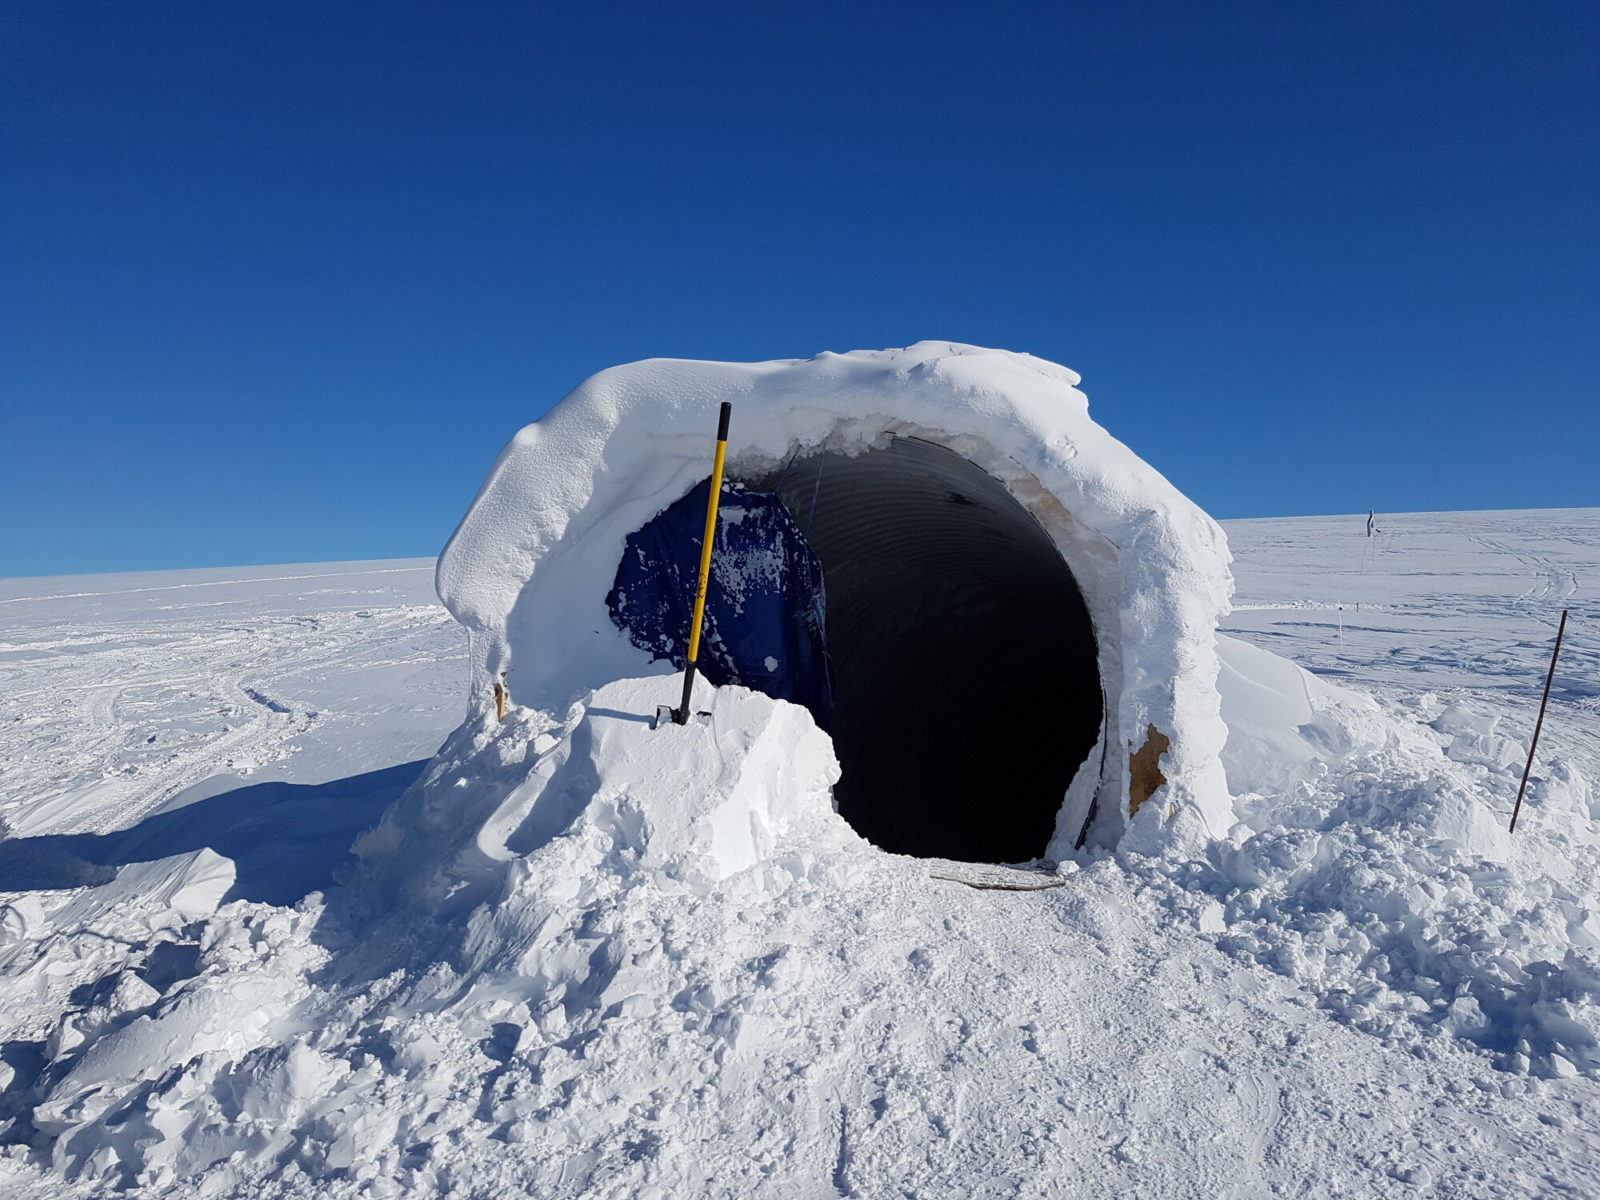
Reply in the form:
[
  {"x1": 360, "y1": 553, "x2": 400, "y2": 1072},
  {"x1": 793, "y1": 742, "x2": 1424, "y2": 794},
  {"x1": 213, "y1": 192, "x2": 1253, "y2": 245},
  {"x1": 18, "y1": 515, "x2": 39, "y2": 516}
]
[{"x1": 607, "y1": 480, "x2": 833, "y2": 719}]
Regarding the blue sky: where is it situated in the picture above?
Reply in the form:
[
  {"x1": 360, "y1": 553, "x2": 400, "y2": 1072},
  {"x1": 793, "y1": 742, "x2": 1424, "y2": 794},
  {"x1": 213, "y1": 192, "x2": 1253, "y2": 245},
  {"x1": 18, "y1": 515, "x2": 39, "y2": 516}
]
[{"x1": 4, "y1": 0, "x2": 1596, "y2": 577}]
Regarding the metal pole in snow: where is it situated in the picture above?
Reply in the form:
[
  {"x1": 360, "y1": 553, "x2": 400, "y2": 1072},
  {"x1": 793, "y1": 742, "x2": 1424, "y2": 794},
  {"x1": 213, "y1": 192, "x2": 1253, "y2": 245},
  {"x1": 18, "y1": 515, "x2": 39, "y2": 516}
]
[
  {"x1": 673, "y1": 402, "x2": 733, "y2": 725},
  {"x1": 1509, "y1": 609, "x2": 1569, "y2": 834}
]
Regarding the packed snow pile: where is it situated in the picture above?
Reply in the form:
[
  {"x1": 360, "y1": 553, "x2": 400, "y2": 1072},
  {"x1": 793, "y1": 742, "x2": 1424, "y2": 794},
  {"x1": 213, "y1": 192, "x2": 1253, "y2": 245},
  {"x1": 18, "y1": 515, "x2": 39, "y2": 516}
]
[
  {"x1": 0, "y1": 343, "x2": 1596, "y2": 1196},
  {"x1": 352, "y1": 677, "x2": 852, "y2": 912},
  {"x1": 1210, "y1": 633, "x2": 1600, "y2": 1076}
]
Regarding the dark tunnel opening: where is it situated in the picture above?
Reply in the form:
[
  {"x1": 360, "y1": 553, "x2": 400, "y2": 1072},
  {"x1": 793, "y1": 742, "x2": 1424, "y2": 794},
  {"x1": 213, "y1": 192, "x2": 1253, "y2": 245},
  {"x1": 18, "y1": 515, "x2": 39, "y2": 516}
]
[{"x1": 752, "y1": 437, "x2": 1104, "y2": 863}]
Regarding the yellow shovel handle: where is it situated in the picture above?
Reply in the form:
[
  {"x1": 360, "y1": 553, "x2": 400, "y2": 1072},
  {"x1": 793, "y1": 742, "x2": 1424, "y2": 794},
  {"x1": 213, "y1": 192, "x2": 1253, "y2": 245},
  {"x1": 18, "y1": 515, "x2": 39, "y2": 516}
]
[
  {"x1": 686, "y1": 405, "x2": 731, "y2": 665},
  {"x1": 672, "y1": 402, "x2": 733, "y2": 725}
]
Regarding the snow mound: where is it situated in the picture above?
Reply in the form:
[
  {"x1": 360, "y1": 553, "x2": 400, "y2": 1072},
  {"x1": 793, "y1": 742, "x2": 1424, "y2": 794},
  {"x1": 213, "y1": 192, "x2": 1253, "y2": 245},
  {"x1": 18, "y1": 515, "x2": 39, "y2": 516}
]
[
  {"x1": 2, "y1": 679, "x2": 862, "y2": 1192},
  {"x1": 1181, "y1": 634, "x2": 1600, "y2": 1080},
  {"x1": 351, "y1": 676, "x2": 852, "y2": 911},
  {"x1": 437, "y1": 341, "x2": 1235, "y2": 852}
]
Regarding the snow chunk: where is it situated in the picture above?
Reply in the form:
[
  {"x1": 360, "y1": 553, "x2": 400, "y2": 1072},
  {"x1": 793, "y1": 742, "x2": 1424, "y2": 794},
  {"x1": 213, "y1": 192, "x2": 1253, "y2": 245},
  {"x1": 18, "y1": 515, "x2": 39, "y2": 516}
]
[{"x1": 356, "y1": 675, "x2": 855, "y2": 909}]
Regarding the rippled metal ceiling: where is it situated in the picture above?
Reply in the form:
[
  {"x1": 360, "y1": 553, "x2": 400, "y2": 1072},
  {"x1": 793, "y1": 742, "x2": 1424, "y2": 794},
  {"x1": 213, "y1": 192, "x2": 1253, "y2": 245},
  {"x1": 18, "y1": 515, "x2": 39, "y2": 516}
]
[{"x1": 741, "y1": 437, "x2": 1102, "y2": 862}]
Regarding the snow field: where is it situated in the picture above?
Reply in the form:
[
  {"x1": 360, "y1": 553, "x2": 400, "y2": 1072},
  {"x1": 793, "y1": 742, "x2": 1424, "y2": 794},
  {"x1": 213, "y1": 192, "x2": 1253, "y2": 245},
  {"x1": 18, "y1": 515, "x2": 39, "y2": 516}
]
[
  {"x1": 1210, "y1": 510, "x2": 1600, "y2": 1080},
  {"x1": 0, "y1": 509, "x2": 1595, "y2": 1196},
  {"x1": 0, "y1": 561, "x2": 462, "y2": 841}
]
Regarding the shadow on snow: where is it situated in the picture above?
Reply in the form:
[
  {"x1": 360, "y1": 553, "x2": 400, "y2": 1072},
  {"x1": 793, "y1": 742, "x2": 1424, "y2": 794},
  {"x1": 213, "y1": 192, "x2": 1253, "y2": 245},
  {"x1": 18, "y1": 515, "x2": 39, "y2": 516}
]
[{"x1": 0, "y1": 761, "x2": 428, "y2": 907}]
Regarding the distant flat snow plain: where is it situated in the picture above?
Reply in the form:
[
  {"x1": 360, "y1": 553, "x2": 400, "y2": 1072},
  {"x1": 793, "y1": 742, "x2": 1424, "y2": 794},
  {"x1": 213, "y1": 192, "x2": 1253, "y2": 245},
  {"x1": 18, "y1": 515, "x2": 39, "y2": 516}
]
[
  {"x1": 0, "y1": 561, "x2": 463, "y2": 866},
  {"x1": 0, "y1": 508, "x2": 1596, "y2": 1197}
]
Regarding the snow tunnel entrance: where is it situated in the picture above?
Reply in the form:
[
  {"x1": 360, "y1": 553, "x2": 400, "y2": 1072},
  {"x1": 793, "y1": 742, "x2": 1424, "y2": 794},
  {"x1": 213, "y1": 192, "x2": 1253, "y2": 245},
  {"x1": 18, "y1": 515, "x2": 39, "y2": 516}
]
[{"x1": 749, "y1": 437, "x2": 1103, "y2": 864}]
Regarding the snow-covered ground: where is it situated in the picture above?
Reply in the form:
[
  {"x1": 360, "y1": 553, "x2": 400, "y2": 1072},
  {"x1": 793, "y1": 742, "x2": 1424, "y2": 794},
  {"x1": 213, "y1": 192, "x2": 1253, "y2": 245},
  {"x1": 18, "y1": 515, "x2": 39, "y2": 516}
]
[
  {"x1": 0, "y1": 562, "x2": 460, "y2": 821},
  {"x1": 1, "y1": 510, "x2": 1595, "y2": 1197},
  {"x1": 0, "y1": 562, "x2": 464, "y2": 903}
]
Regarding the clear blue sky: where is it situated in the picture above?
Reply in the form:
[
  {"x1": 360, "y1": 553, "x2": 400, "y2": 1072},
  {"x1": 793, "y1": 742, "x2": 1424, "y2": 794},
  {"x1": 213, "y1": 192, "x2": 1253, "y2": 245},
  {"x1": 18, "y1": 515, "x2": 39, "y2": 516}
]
[{"x1": 4, "y1": 1, "x2": 1596, "y2": 577}]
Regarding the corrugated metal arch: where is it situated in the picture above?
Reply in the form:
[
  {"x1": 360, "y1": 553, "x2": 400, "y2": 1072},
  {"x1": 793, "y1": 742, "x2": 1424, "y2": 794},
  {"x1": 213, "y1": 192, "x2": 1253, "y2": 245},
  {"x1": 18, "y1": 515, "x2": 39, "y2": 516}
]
[{"x1": 737, "y1": 437, "x2": 1103, "y2": 863}]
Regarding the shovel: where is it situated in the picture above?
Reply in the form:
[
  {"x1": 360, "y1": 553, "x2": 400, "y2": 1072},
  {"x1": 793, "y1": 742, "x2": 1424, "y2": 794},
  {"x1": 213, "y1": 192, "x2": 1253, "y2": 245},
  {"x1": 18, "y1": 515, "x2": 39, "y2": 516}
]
[{"x1": 654, "y1": 401, "x2": 733, "y2": 728}]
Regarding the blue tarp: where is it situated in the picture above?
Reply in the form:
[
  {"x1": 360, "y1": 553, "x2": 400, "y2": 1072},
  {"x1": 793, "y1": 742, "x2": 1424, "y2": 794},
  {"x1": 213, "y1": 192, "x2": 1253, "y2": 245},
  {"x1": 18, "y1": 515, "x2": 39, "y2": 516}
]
[{"x1": 607, "y1": 480, "x2": 833, "y2": 720}]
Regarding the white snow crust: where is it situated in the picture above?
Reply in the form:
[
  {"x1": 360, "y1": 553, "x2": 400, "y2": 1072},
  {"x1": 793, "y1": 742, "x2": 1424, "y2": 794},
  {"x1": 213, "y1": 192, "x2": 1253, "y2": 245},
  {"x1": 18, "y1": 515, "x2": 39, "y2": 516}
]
[{"x1": 1, "y1": 491, "x2": 1597, "y2": 1194}]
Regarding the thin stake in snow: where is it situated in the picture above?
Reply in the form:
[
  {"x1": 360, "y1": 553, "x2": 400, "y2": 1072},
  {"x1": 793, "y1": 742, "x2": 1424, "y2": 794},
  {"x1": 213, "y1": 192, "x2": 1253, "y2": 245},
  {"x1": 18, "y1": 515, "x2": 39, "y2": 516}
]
[
  {"x1": 671, "y1": 402, "x2": 733, "y2": 726},
  {"x1": 1509, "y1": 608, "x2": 1568, "y2": 834}
]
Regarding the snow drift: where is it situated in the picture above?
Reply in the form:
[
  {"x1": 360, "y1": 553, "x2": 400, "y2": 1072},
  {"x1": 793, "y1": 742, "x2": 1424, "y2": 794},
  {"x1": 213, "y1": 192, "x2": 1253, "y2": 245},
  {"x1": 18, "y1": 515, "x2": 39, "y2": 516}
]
[{"x1": 437, "y1": 342, "x2": 1234, "y2": 857}]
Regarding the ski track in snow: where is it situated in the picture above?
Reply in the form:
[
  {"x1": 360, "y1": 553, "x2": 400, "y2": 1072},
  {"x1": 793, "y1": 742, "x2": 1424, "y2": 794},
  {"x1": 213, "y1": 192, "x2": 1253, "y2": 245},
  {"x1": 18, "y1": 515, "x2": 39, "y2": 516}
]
[
  {"x1": 0, "y1": 561, "x2": 463, "y2": 840},
  {"x1": 0, "y1": 515, "x2": 1598, "y2": 1197},
  {"x1": 1224, "y1": 509, "x2": 1592, "y2": 689}
]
